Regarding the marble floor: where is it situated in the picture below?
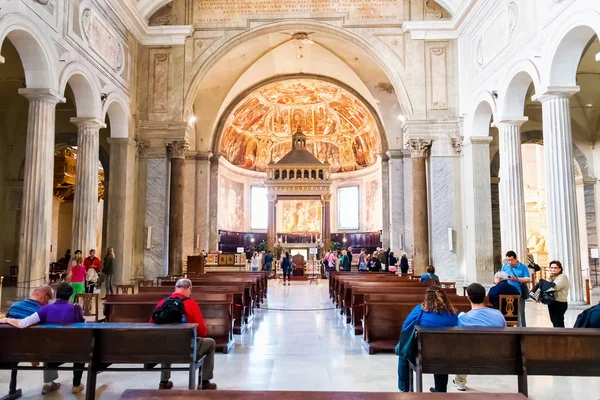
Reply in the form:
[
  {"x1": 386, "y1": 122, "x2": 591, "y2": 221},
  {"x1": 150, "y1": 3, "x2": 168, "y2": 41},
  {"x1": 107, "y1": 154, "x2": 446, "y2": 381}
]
[{"x1": 1, "y1": 280, "x2": 600, "y2": 399}]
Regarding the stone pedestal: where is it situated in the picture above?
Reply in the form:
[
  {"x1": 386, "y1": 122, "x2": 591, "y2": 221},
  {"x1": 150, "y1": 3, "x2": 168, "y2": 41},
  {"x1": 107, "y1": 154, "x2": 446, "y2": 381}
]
[
  {"x1": 17, "y1": 88, "x2": 64, "y2": 296},
  {"x1": 70, "y1": 117, "x2": 105, "y2": 255},
  {"x1": 406, "y1": 139, "x2": 432, "y2": 275},
  {"x1": 495, "y1": 119, "x2": 528, "y2": 261},
  {"x1": 538, "y1": 89, "x2": 584, "y2": 302},
  {"x1": 463, "y1": 136, "x2": 494, "y2": 285},
  {"x1": 167, "y1": 141, "x2": 189, "y2": 276}
]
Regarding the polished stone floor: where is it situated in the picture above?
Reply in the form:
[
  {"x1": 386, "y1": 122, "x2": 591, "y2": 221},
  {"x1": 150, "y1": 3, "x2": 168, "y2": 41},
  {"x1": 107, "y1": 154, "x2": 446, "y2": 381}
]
[{"x1": 1, "y1": 280, "x2": 600, "y2": 399}]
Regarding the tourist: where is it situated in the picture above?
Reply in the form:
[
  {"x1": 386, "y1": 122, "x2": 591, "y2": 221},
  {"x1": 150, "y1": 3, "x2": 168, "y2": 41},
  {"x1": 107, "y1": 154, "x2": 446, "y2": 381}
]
[
  {"x1": 453, "y1": 283, "x2": 506, "y2": 391},
  {"x1": 397, "y1": 285, "x2": 458, "y2": 393},
  {"x1": 326, "y1": 251, "x2": 336, "y2": 272},
  {"x1": 420, "y1": 265, "x2": 440, "y2": 285},
  {"x1": 368, "y1": 256, "x2": 381, "y2": 272},
  {"x1": 102, "y1": 247, "x2": 115, "y2": 299},
  {"x1": 379, "y1": 248, "x2": 390, "y2": 271},
  {"x1": 487, "y1": 271, "x2": 520, "y2": 311},
  {"x1": 400, "y1": 253, "x2": 409, "y2": 274},
  {"x1": 83, "y1": 249, "x2": 101, "y2": 293},
  {"x1": 501, "y1": 250, "x2": 531, "y2": 327},
  {"x1": 347, "y1": 247, "x2": 353, "y2": 269},
  {"x1": 68, "y1": 256, "x2": 87, "y2": 302},
  {"x1": 340, "y1": 249, "x2": 350, "y2": 271},
  {"x1": 151, "y1": 279, "x2": 217, "y2": 390},
  {"x1": 281, "y1": 252, "x2": 292, "y2": 285},
  {"x1": 574, "y1": 302, "x2": 600, "y2": 328},
  {"x1": 4, "y1": 285, "x2": 59, "y2": 394},
  {"x1": 251, "y1": 251, "x2": 260, "y2": 272},
  {"x1": 358, "y1": 248, "x2": 368, "y2": 271},
  {"x1": 389, "y1": 252, "x2": 398, "y2": 273},
  {"x1": 546, "y1": 260, "x2": 570, "y2": 327},
  {"x1": 264, "y1": 250, "x2": 274, "y2": 277},
  {"x1": 68, "y1": 249, "x2": 82, "y2": 269},
  {"x1": 0, "y1": 283, "x2": 86, "y2": 394}
]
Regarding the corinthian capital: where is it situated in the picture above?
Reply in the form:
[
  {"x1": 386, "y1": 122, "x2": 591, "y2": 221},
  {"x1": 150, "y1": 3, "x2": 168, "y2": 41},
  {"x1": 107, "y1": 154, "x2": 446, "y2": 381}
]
[
  {"x1": 405, "y1": 139, "x2": 432, "y2": 158},
  {"x1": 167, "y1": 140, "x2": 190, "y2": 159}
]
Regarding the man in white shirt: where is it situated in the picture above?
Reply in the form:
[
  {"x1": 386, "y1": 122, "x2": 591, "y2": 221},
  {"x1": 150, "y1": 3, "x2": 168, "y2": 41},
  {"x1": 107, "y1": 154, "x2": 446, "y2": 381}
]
[{"x1": 454, "y1": 283, "x2": 506, "y2": 391}]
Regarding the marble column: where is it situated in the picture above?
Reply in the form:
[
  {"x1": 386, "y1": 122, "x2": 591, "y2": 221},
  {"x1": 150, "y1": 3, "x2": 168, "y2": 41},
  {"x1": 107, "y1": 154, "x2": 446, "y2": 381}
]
[
  {"x1": 538, "y1": 89, "x2": 583, "y2": 302},
  {"x1": 194, "y1": 152, "x2": 211, "y2": 253},
  {"x1": 495, "y1": 119, "x2": 528, "y2": 261},
  {"x1": 106, "y1": 138, "x2": 136, "y2": 284},
  {"x1": 167, "y1": 141, "x2": 189, "y2": 276},
  {"x1": 406, "y1": 139, "x2": 432, "y2": 275},
  {"x1": 208, "y1": 155, "x2": 220, "y2": 251},
  {"x1": 380, "y1": 154, "x2": 391, "y2": 249},
  {"x1": 322, "y1": 193, "x2": 332, "y2": 251},
  {"x1": 17, "y1": 88, "x2": 64, "y2": 296},
  {"x1": 267, "y1": 194, "x2": 276, "y2": 252},
  {"x1": 388, "y1": 150, "x2": 405, "y2": 252},
  {"x1": 70, "y1": 118, "x2": 105, "y2": 255},
  {"x1": 463, "y1": 136, "x2": 494, "y2": 285}
]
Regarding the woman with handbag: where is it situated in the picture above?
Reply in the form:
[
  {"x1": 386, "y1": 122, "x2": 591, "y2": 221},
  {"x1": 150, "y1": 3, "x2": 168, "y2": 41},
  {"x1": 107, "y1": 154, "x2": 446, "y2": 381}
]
[
  {"x1": 546, "y1": 260, "x2": 570, "y2": 327},
  {"x1": 397, "y1": 285, "x2": 458, "y2": 393}
]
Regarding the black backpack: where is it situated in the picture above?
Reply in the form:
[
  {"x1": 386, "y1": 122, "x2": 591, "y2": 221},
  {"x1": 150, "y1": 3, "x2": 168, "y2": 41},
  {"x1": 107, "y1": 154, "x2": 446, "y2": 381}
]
[{"x1": 152, "y1": 296, "x2": 188, "y2": 324}]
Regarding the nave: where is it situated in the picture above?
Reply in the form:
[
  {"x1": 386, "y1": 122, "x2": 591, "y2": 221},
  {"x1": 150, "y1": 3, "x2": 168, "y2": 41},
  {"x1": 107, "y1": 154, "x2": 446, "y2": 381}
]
[{"x1": 1, "y1": 281, "x2": 599, "y2": 399}]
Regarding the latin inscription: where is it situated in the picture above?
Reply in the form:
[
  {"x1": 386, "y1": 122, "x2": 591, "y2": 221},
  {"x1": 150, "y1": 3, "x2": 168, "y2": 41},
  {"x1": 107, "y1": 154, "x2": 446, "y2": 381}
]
[{"x1": 193, "y1": 0, "x2": 403, "y2": 25}]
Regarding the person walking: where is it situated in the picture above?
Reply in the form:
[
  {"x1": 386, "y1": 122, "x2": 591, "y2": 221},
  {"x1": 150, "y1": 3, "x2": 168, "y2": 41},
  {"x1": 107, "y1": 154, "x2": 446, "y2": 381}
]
[
  {"x1": 251, "y1": 251, "x2": 260, "y2": 272},
  {"x1": 453, "y1": 283, "x2": 506, "y2": 391},
  {"x1": 281, "y1": 252, "x2": 292, "y2": 285},
  {"x1": 400, "y1": 253, "x2": 409, "y2": 275},
  {"x1": 151, "y1": 279, "x2": 217, "y2": 390},
  {"x1": 546, "y1": 260, "x2": 570, "y2": 327},
  {"x1": 102, "y1": 247, "x2": 115, "y2": 299},
  {"x1": 501, "y1": 250, "x2": 531, "y2": 327},
  {"x1": 264, "y1": 251, "x2": 274, "y2": 277},
  {"x1": 68, "y1": 256, "x2": 87, "y2": 302}
]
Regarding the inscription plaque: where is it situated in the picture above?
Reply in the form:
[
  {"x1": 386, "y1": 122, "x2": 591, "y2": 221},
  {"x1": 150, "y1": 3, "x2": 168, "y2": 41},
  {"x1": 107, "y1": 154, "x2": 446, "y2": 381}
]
[{"x1": 193, "y1": 0, "x2": 404, "y2": 26}]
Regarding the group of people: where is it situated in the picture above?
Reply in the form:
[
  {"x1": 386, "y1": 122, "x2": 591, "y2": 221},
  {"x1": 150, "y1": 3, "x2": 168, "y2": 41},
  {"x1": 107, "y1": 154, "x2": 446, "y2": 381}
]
[
  {"x1": 247, "y1": 249, "x2": 274, "y2": 276},
  {"x1": 63, "y1": 248, "x2": 116, "y2": 301},
  {"x1": 323, "y1": 247, "x2": 409, "y2": 273}
]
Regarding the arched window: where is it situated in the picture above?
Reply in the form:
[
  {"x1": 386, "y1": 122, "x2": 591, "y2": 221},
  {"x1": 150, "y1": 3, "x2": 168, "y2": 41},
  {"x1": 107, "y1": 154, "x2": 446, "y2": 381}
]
[
  {"x1": 318, "y1": 170, "x2": 324, "y2": 180},
  {"x1": 290, "y1": 170, "x2": 295, "y2": 179},
  {"x1": 304, "y1": 170, "x2": 309, "y2": 179},
  {"x1": 274, "y1": 170, "x2": 280, "y2": 180},
  {"x1": 311, "y1": 170, "x2": 316, "y2": 179},
  {"x1": 282, "y1": 170, "x2": 287, "y2": 179}
]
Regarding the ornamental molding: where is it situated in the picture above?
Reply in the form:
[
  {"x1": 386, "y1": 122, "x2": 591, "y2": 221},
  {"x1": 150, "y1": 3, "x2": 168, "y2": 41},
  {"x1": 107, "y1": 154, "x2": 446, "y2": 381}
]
[
  {"x1": 81, "y1": 8, "x2": 125, "y2": 73},
  {"x1": 450, "y1": 137, "x2": 464, "y2": 155},
  {"x1": 167, "y1": 140, "x2": 190, "y2": 159},
  {"x1": 405, "y1": 139, "x2": 432, "y2": 158}
]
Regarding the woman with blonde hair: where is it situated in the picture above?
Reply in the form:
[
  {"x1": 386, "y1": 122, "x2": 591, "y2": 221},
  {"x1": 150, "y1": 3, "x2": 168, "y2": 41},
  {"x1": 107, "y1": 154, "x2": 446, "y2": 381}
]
[
  {"x1": 397, "y1": 285, "x2": 458, "y2": 393},
  {"x1": 102, "y1": 247, "x2": 116, "y2": 299}
]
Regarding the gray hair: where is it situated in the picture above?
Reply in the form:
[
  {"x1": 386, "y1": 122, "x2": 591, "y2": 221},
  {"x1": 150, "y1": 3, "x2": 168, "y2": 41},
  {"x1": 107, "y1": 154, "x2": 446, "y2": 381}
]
[
  {"x1": 494, "y1": 271, "x2": 508, "y2": 281},
  {"x1": 175, "y1": 278, "x2": 192, "y2": 289}
]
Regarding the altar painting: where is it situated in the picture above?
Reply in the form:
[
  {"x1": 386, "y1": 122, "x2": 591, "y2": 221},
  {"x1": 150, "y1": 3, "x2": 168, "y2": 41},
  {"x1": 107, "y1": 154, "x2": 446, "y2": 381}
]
[
  {"x1": 219, "y1": 176, "x2": 245, "y2": 232},
  {"x1": 278, "y1": 200, "x2": 322, "y2": 234}
]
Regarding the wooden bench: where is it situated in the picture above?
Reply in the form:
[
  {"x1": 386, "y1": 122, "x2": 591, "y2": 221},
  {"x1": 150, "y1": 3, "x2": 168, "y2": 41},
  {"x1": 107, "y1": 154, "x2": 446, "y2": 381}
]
[
  {"x1": 0, "y1": 323, "x2": 204, "y2": 400},
  {"x1": 119, "y1": 390, "x2": 527, "y2": 399},
  {"x1": 138, "y1": 285, "x2": 249, "y2": 334},
  {"x1": 411, "y1": 327, "x2": 600, "y2": 396},
  {"x1": 103, "y1": 295, "x2": 235, "y2": 353},
  {"x1": 170, "y1": 276, "x2": 262, "y2": 311}
]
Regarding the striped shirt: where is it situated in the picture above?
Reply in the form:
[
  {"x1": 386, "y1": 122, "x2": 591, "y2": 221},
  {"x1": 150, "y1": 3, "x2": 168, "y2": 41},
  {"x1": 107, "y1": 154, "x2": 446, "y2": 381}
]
[{"x1": 6, "y1": 298, "x2": 42, "y2": 319}]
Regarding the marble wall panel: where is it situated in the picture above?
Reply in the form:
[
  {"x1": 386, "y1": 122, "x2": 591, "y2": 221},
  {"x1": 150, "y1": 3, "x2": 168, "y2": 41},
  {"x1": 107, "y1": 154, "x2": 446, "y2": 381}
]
[
  {"x1": 389, "y1": 154, "x2": 404, "y2": 252},
  {"x1": 195, "y1": 157, "x2": 211, "y2": 252},
  {"x1": 430, "y1": 157, "x2": 458, "y2": 282},
  {"x1": 149, "y1": 51, "x2": 169, "y2": 113},
  {"x1": 144, "y1": 158, "x2": 169, "y2": 279},
  {"x1": 403, "y1": 156, "x2": 414, "y2": 254}
]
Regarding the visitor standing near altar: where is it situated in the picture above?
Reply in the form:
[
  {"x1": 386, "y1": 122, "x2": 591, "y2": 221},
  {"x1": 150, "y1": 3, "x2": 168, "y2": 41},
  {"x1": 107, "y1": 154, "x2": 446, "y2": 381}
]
[{"x1": 251, "y1": 251, "x2": 260, "y2": 272}]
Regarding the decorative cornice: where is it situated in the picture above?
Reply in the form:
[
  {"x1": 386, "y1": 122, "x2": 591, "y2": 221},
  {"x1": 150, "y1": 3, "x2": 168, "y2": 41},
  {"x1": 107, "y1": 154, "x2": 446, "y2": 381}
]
[
  {"x1": 195, "y1": 151, "x2": 213, "y2": 161},
  {"x1": 166, "y1": 140, "x2": 190, "y2": 159},
  {"x1": 468, "y1": 136, "x2": 493, "y2": 145},
  {"x1": 405, "y1": 139, "x2": 432, "y2": 158},
  {"x1": 532, "y1": 86, "x2": 580, "y2": 103},
  {"x1": 18, "y1": 88, "x2": 65, "y2": 104},
  {"x1": 70, "y1": 117, "x2": 106, "y2": 130}
]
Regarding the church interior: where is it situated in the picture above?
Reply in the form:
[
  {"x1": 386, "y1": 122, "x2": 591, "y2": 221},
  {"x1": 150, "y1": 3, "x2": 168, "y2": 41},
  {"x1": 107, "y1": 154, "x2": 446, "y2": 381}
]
[{"x1": 1, "y1": 0, "x2": 600, "y2": 399}]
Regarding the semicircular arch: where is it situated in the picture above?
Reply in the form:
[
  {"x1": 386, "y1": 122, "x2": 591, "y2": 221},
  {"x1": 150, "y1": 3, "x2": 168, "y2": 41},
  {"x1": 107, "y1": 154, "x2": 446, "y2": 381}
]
[
  {"x1": 58, "y1": 62, "x2": 102, "y2": 118},
  {"x1": 499, "y1": 59, "x2": 541, "y2": 119},
  {"x1": 102, "y1": 92, "x2": 130, "y2": 138},
  {"x1": 466, "y1": 91, "x2": 497, "y2": 137}
]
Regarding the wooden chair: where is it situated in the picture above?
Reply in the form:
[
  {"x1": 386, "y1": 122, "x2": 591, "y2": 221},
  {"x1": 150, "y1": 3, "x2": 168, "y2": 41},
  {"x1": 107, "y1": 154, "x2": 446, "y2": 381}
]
[
  {"x1": 500, "y1": 294, "x2": 521, "y2": 327},
  {"x1": 74, "y1": 293, "x2": 100, "y2": 322},
  {"x1": 115, "y1": 284, "x2": 135, "y2": 294},
  {"x1": 137, "y1": 280, "x2": 154, "y2": 287}
]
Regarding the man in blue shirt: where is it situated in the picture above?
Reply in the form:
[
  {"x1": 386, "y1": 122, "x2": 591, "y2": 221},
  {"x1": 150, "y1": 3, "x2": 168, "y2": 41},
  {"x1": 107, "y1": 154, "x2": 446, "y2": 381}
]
[
  {"x1": 454, "y1": 283, "x2": 506, "y2": 391},
  {"x1": 500, "y1": 250, "x2": 530, "y2": 327}
]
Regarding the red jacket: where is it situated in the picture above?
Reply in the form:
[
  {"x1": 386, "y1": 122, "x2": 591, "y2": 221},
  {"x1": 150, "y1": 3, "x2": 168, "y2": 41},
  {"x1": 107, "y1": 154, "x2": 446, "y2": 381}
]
[
  {"x1": 151, "y1": 293, "x2": 208, "y2": 337},
  {"x1": 83, "y1": 256, "x2": 101, "y2": 271}
]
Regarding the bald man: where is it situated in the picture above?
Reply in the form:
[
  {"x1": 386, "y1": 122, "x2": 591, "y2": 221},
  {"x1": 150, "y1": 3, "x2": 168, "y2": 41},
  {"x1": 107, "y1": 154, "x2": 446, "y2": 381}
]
[{"x1": 5, "y1": 285, "x2": 61, "y2": 394}]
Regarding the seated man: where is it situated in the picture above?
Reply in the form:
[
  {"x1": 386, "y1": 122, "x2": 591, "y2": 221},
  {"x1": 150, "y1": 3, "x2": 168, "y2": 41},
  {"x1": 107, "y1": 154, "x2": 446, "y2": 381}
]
[
  {"x1": 487, "y1": 271, "x2": 520, "y2": 311},
  {"x1": 454, "y1": 283, "x2": 506, "y2": 392},
  {"x1": 151, "y1": 278, "x2": 217, "y2": 390},
  {"x1": 0, "y1": 283, "x2": 86, "y2": 394}
]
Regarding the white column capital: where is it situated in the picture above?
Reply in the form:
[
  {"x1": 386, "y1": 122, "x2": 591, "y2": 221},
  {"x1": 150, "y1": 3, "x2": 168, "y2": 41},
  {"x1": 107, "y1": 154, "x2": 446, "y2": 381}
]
[
  {"x1": 533, "y1": 86, "x2": 580, "y2": 102},
  {"x1": 492, "y1": 117, "x2": 528, "y2": 128},
  {"x1": 467, "y1": 136, "x2": 493, "y2": 145},
  {"x1": 18, "y1": 88, "x2": 65, "y2": 104},
  {"x1": 70, "y1": 117, "x2": 106, "y2": 130}
]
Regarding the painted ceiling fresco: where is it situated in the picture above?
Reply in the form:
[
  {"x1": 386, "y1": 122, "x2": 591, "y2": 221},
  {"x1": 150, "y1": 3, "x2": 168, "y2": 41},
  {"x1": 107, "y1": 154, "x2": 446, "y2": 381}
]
[{"x1": 219, "y1": 79, "x2": 382, "y2": 173}]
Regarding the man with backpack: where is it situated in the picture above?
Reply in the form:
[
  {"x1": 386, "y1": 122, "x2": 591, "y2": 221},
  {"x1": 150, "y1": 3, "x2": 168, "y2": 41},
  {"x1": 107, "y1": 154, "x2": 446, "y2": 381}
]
[{"x1": 151, "y1": 279, "x2": 217, "y2": 390}]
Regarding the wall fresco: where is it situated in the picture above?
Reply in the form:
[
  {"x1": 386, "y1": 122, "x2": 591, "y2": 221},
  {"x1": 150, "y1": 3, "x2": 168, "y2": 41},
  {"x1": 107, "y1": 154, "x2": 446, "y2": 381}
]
[
  {"x1": 220, "y1": 79, "x2": 382, "y2": 173},
  {"x1": 365, "y1": 179, "x2": 380, "y2": 231},
  {"x1": 219, "y1": 175, "x2": 245, "y2": 232},
  {"x1": 278, "y1": 200, "x2": 322, "y2": 234}
]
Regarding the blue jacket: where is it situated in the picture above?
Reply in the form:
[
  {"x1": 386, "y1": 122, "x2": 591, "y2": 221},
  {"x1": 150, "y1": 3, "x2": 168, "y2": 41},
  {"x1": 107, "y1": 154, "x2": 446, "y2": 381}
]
[
  {"x1": 488, "y1": 280, "x2": 520, "y2": 310},
  {"x1": 281, "y1": 257, "x2": 292, "y2": 271},
  {"x1": 402, "y1": 304, "x2": 458, "y2": 330}
]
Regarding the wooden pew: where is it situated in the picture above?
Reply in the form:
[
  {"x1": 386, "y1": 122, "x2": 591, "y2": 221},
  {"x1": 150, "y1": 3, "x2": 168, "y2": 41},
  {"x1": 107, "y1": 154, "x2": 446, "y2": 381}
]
[
  {"x1": 205, "y1": 271, "x2": 268, "y2": 299},
  {"x1": 349, "y1": 286, "x2": 457, "y2": 335},
  {"x1": 362, "y1": 295, "x2": 477, "y2": 354},
  {"x1": 120, "y1": 389, "x2": 527, "y2": 399},
  {"x1": 411, "y1": 327, "x2": 600, "y2": 396},
  {"x1": 103, "y1": 295, "x2": 235, "y2": 354},
  {"x1": 138, "y1": 285, "x2": 249, "y2": 334},
  {"x1": 172, "y1": 276, "x2": 261, "y2": 313},
  {"x1": 0, "y1": 323, "x2": 204, "y2": 400}
]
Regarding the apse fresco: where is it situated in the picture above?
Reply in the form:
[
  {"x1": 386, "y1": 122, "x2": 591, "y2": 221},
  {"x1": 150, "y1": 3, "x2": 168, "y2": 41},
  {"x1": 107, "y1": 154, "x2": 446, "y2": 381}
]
[
  {"x1": 365, "y1": 180, "x2": 381, "y2": 231},
  {"x1": 278, "y1": 200, "x2": 323, "y2": 234},
  {"x1": 219, "y1": 176, "x2": 245, "y2": 232},
  {"x1": 220, "y1": 79, "x2": 382, "y2": 173}
]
